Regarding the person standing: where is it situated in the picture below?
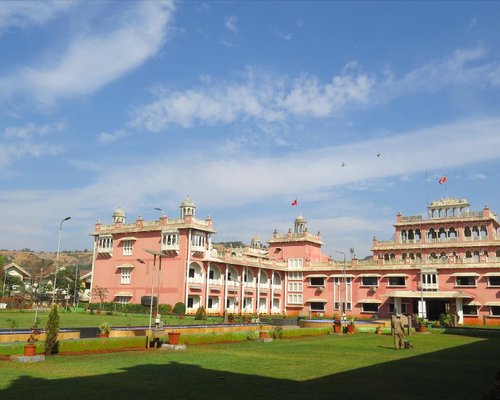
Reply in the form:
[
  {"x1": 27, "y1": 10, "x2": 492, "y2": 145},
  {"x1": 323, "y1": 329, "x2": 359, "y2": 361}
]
[{"x1": 391, "y1": 314, "x2": 405, "y2": 350}]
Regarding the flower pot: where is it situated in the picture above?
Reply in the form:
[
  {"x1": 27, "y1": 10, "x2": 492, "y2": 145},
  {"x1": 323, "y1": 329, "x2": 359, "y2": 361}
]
[
  {"x1": 97, "y1": 333, "x2": 109, "y2": 338},
  {"x1": 23, "y1": 344, "x2": 37, "y2": 356},
  {"x1": 259, "y1": 331, "x2": 267, "y2": 339},
  {"x1": 417, "y1": 325, "x2": 426, "y2": 333},
  {"x1": 168, "y1": 332, "x2": 181, "y2": 345},
  {"x1": 333, "y1": 325, "x2": 342, "y2": 334},
  {"x1": 347, "y1": 325, "x2": 355, "y2": 334}
]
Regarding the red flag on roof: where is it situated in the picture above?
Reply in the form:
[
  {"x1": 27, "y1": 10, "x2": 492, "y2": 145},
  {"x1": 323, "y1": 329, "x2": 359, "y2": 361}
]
[
  {"x1": 291, "y1": 198, "x2": 298, "y2": 206},
  {"x1": 438, "y1": 176, "x2": 447, "y2": 185}
]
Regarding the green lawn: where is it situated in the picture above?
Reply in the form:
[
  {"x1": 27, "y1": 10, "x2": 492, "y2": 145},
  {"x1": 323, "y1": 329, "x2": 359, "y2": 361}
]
[
  {"x1": 0, "y1": 333, "x2": 498, "y2": 400},
  {"x1": 0, "y1": 310, "x2": 223, "y2": 329}
]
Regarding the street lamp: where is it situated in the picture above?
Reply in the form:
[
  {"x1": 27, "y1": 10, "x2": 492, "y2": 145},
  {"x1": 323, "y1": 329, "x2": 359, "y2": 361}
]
[
  {"x1": 336, "y1": 251, "x2": 347, "y2": 321},
  {"x1": 52, "y1": 216, "x2": 71, "y2": 303},
  {"x1": 137, "y1": 257, "x2": 155, "y2": 348},
  {"x1": 154, "y1": 207, "x2": 167, "y2": 216}
]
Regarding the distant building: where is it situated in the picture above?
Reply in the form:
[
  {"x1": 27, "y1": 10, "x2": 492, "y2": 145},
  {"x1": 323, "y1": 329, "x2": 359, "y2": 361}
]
[{"x1": 89, "y1": 197, "x2": 500, "y2": 325}]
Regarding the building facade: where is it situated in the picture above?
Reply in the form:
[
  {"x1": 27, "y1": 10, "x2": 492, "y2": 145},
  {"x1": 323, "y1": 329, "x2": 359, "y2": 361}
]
[{"x1": 90, "y1": 197, "x2": 500, "y2": 325}]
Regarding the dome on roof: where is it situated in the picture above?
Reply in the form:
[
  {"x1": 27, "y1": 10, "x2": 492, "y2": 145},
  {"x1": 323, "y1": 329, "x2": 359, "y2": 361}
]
[
  {"x1": 113, "y1": 207, "x2": 126, "y2": 218},
  {"x1": 295, "y1": 214, "x2": 305, "y2": 223},
  {"x1": 181, "y1": 196, "x2": 195, "y2": 208}
]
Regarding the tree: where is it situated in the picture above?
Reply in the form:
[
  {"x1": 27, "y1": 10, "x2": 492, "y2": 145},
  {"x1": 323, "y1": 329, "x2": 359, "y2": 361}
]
[
  {"x1": 92, "y1": 286, "x2": 109, "y2": 311},
  {"x1": 44, "y1": 304, "x2": 60, "y2": 355}
]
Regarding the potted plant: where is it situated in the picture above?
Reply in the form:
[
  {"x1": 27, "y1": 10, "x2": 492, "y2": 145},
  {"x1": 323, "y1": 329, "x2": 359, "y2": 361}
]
[
  {"x1": 332, "y1": 314, "x2": 342, "y2": 334},
  {"x1": 415, "y1": 316, "x2": 427, "y2": 333},
  {"x1": 258, "y1": 324, "x2": 267, "y2": 339},
  {"x1": 98, "y1": 322, "x2": 111, "y2": 337},
  {"x1": 346, "y1": 316, "x2": 356, "y2": 334},
  {"x1": 24, "y1": 325, "x2": 41, "y2": 356},
  {"x1": 167, "y1": 329, "x2": 181, "y2": 345},
  {"x1": 375, "y1": 325, "x2": 383, "y2": 335}
]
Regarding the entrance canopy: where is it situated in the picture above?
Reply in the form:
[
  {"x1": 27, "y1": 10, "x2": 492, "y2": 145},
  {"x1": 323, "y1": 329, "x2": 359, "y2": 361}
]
[{"x1": 382, "y1": 290, "x2": 473, "y2": 299}]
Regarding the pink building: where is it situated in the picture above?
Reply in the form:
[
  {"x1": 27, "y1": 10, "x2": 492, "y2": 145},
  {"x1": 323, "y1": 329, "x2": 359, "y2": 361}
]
[{"x1": 90, "y1": 197, "x2": 500, "y2": 325}]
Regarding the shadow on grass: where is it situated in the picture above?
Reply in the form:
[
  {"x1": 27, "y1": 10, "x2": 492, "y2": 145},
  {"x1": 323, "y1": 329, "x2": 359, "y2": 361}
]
[{"x1": 2, "y1": 336, "x2": 499, "y2": 400}]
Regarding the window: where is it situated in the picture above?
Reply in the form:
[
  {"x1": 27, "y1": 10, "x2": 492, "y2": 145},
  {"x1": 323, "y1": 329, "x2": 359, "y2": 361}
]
[
  {"x1": 389, "y1": 303, "x2": 408, "y2": 314},
  {"x1": 310, "y1": 302, "x2": 325, "y2": 311},
  {"x1": 491, "y1": 306, "x2": 500, "y2": 317},
  {"x1": 162, "y1": 232, "x2": 179, "y2": 247},
  {"x1": 310, "y1": 277, "x2": 325, "y2": 286},
  {"x1": 122, "y1": 240, "x2": 133, "y2": 256},
  {"x1": 120, "y1": 269, "x2": 131, "y2": 285},
  {"x1": 287, "y1": 294, "x2": 303, "y2": 304},
  {"x1": 388, "y1": 276, "x2": 405, "y2": 286},
  {"x1": 187, "y1": 297, "x2": 194, "y2": 308},
  {"x1": 287, "y1": 271, "x2": 303, "y2": 280},
  {"x1": 188, "y1": 268, "x2": 195, "y2": 278},
  {"x1": 463, "y1": 305, "x2": 478, "y2": 316},
  {"x1": 208, "y1": 298, "x2": 213, "y2": 308},
  {"x1": 361, "y1": 276, "x2": 378, "y2": 286},
  {"x1": 191, "y1": 233, "x2": 206, "y2": 248},
  {"x1": 288, "y1": 258, "x2": 303, "y2": 270},
  {"x1": 488, "y1": 276, "x2": 500, "y2": 286},
  {"x1": 361, "y1": 303, "x2": 379, "y2": 313},
  {"x1": 288, "y1": 282, "x2": 303, "y2": 291},
  {"x1": 116, "y1": 296, "x2": 130, "y2": 304},
  {"x1": 455, "y1": 276, "x2": 476, "y2": 286},
  {"x1": 209, "y1": 270, "x2": 214, "y2": 279}
]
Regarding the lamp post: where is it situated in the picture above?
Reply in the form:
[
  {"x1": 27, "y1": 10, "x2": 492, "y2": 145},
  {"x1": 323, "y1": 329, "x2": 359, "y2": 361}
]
[
  {"x1": 73, "y1": 265, "x2": 79, "y2": 307},
  {"x1": 154, "y1": 207, "x2": 167, "y2": 216},
  {"x1": 52, "y1": 216, "x2": 71, "y2": 304},
  {"x1": 336, "y1": 251, "x2": 347, "y2": 321}
]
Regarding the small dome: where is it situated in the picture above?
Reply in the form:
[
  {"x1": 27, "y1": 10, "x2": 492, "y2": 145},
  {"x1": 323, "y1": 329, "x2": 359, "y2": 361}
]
[
  {"x1": 181, "y1": 196, "x2": 195, "y2": 208},
  {"x1": 113, "y1": 207, "x2": 126, "y2": 218},
  {"x1": 295, "y1": 214, "x2": 305, "y2": 223}
]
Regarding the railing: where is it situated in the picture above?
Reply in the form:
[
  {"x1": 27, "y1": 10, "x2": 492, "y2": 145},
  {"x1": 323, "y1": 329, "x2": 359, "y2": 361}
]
[
  {"x1": 191, "y1": 245, "x2": 205, "y2": 253},
  {"x1": 161, "y1": 244, "x2": 179, "y2": 252},
  {"x1": 226, "y1": 280, "x2": 238, "y2": 287},
  {"x1": 401, "y1": 215, "x2": 423, "y2": 222},
  {"x1": 187, "y1": 277, "x2": 204, "y2": 285},
  {"x1": 97, "y1": 247, "x2": 113, "y2": 254},
  {"x1": 272, "y1": 284, "x2": 282, "y2": 290},
  {"x1": 259, "y1": 283, "x2": 270, "y2": 289},
  {"x1": 208, "y1": 278, "x2": 223, "y2": 286},
  {"x1": 242, "y1": 282, "x2": 255, "y2": 288}
]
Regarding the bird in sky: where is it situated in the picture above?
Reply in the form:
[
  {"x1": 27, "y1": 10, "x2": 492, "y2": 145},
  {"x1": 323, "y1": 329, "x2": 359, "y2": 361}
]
[
  {"x1": 341, "y1": 162, "x2": 346, "y2": 167},
  {"x1": 377, "y1": 151, "x2": 382, "y2": 158}
]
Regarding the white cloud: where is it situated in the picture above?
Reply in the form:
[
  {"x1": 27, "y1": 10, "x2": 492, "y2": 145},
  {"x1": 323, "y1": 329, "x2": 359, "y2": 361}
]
[
  {"x1": 225, "y1": 15, "x2": 238, "y2": 33},
  {"x1": 131, "y1": 68, "x2": 373, "y2": 132},
  {"x1": 97, "y1": 129, "x2": 128, "y2": 145},
  {"x1": 0, "y1": 121, "x2": 66, "y2": 169},
  {"x1": 1, "y1": 115, "x2": 500, "y2": 253},
  {"x1": 0, "y1": 1, "x2": 175, "y2": 106},
  {"x1": 0, "y1": 0, "x2": 75, "y2": 34},
  {"x1": 382, "y1": 47, "x2": 500, "y2": 100}
]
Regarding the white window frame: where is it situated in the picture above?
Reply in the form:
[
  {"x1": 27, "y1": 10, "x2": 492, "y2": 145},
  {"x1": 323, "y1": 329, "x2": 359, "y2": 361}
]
[
  {"x1": 287, "y1": 258, "x2": 303, "y2": 270},
  {"x1": 287, "y1": 293, "x2": 303, "y2": 304},
  {"x1": 122, "y1": 240, "x2": 133, "y2": 256},
  {"x1": 120, "y1": 268, "x2": 131, "y2": 285}
]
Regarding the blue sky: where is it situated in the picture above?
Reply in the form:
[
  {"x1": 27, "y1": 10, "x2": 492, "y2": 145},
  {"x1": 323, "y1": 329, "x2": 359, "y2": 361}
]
[{"x1": 1, "y1": 1, "x2": 500, "y2": 259}]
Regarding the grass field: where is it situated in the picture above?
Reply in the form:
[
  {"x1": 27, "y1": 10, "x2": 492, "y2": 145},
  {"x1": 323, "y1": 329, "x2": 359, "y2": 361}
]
[
  {"x1": 1, "y1": 332, "x2": 498, "y2": 400},
  {"x1": 0, "y1": 310, "x2": 223, "y2": 329}
]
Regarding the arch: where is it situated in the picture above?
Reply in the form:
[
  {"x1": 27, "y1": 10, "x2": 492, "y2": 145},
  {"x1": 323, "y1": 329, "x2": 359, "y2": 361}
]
[
  {"x1": 416, "y1": 252, "x2": 422, "y2": 260},
  {"x1": 272, "y1": 272, "x2": 282, "y2": 286},
  {"x1": 480, "y1": 225, "x2": 488, "y2": 239},
  {"x1": 496, "y1": 250, "x2": 500, "y2": 258},
  {"x1": 390, "y1": 253, "x2": 396, "y2": 260},
  {"x1": 415, "y1": 229, "x2": 422, "y2": 241},
  {"x1": 440, "y1": 252, "x2": 447, "y2": 260},
  {"x1": 384, "y1": 254, "x2": 390, "y2": 261},
  {"x1": 464, "y1": 226, "x2": 472, "y2": 238},
  {"x1": 243, "y1": 268, "x2": 254, "y2": 284},
  {"x1": 438, "y1": 227, "x2": 447, "y2": 241},
  {"x1": 188, "y1": 262, "x2": 204, "y2": 281},
  {"x1": 408, "y1": 229, "x2": 415, "y2": 240},
  {"x1": 227, "y1": 266, "x2": 240, "y2": 282},
  {"x1": 465, "y1": 251, "x2": 472, "y2": 259},
  {"x1": 429, "y1": 252, "x2": 438, "y2": 260},
  {"x1": 448, "y1": 227, "x2": 457, "y2": 240},
  {"x1": 208, "y1": 264, "x2": 222, "y2": 282},
  {"x1": 259, "y1": 270, "x2": 269, "y2": 284},
  {"x1": 401, "y1": 230, "x2": 407, "y2": 241},
  {"x1": 472, "y1": 226, "x2": 480, "y2": 238},
  {"x1": 401, "y1": 253, "x2": 407, "y2": 260},
  {"x1": 409, "y1": 252, "x2": 415, "y2": 260}
]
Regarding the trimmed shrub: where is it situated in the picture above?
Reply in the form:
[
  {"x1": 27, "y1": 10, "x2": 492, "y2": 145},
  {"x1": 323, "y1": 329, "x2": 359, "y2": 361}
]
[
  {"x1": 173, "y1": 302, "x2": 186, "y2": 316},
  {"x1": 194, "y1": 306, "x2": 207, "y2": 320},
  {"x1": 44, "y1": 304, "x2": 60, "y2": 355}
]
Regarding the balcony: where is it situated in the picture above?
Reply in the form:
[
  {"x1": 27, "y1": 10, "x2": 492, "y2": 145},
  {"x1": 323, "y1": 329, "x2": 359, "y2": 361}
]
[
  {"x1": 187, "y1": 276, "x2": 204, "y2": 285},
  {"x1": 97, "y1": 246, "x2": 113, "y2": 256},
  {"x1": 208, "y1": 278, "x2": 223, "y2": 286}
]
